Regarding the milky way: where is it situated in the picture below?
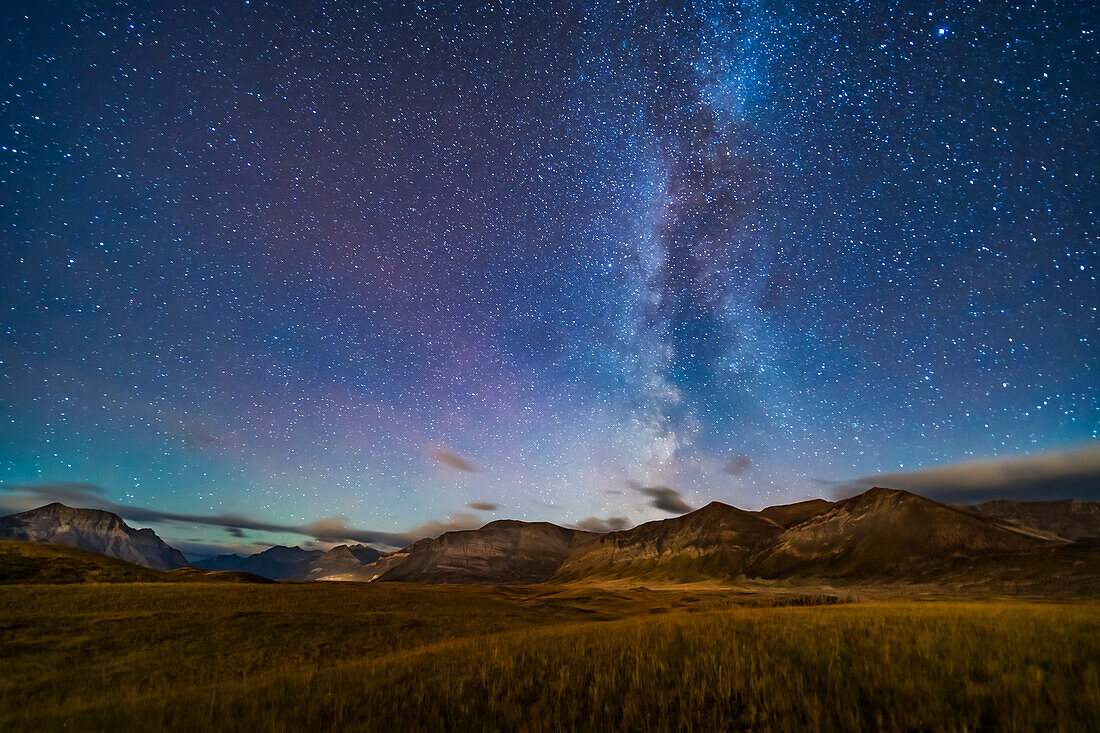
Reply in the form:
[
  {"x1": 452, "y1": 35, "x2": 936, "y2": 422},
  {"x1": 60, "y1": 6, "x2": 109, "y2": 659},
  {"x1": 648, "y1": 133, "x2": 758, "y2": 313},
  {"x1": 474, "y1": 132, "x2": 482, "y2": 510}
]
[{"x1": 1, "y1": 1, "x2": 1095, "y2": 553}]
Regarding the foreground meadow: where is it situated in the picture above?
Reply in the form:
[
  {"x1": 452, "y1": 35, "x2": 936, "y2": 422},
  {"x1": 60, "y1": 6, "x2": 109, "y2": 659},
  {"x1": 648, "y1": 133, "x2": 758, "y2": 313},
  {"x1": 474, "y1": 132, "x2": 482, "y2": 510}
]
[{"x1": 1, "y1": 583, "x2": 1097, "y2": 731}]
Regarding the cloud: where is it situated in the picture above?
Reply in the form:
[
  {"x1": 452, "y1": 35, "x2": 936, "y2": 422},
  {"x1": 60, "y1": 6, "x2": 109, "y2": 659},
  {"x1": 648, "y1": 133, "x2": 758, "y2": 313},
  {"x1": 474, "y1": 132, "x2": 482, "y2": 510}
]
[
  {"x1": 466, "y1": 501, "x2": 498, "y2": 511},
  {"x1": 574, "y1": 516, "x2": 632, "y2": 533},
  {"x1": 0, "y1": 481, "x2": 485, "y2": 549},
  {"x1": 167, "y1": 540, "x2": 264, "y2": 560},
  {"x1": 0, "y1": 481, "x2": 106, "y2": 505},
  {"x1": 407, "y1": 513, "x2": 482, "y2": 537},
  {"x1": 831, "y1": 444, "x2": 1100, "y2": 504},
  {"x1": 427, "y1": 448, "x2": 478, "y2": 472},
  {"x1": 632, "y1": 484, "x2": 694, "y2": 514},
  {"x1": 225, "y1": 526, "x2": 245, "y2": 538},
  {"x1": 724, "y1": 454, "x2": 752, "y2": 475}
]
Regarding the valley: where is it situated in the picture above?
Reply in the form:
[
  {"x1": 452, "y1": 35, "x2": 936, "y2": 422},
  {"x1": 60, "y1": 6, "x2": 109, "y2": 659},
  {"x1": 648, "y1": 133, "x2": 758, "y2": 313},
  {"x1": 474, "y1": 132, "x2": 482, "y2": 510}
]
[{"x1": 1, "y1": 582, "x2": 1097, "y2": 731}]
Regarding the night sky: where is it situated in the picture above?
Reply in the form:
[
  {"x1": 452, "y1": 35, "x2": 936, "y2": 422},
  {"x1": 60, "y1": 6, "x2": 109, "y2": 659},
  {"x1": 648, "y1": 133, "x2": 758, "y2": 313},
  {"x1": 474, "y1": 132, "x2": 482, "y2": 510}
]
[{"x1": 2, "y1": 1, "x2": 1096, "y2": 553}]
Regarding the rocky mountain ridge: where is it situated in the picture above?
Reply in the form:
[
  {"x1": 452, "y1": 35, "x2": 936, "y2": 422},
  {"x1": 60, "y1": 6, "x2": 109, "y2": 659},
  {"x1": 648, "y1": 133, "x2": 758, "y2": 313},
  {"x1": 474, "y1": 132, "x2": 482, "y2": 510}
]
[
  {"x1": 0, "y1": 503, "x2": 189, "y2": 571},
  {"x1": 4, "y1": 490, "x2": 1097, "y2": 584}
]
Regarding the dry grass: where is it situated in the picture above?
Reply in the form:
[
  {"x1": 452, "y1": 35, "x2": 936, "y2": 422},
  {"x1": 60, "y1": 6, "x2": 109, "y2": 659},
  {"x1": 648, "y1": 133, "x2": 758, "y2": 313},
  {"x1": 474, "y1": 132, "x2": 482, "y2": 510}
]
[{"x1": 1, "y1": 583, "x2": 1097, "y2": 731}]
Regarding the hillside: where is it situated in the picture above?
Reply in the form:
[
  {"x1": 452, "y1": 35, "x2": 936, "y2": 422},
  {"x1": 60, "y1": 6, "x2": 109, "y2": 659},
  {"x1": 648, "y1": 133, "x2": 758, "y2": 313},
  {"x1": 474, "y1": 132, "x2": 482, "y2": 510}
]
[
  {"x1": 0, "y1": 540, "x2": 270, "y2": 584},
  {"x1": 757, "y1": 498, "x2": 835, "y2": 527},
  {"x1": 753, "y1": 487, "x2": 1059, "y2": 579},
  {"x1": 0, "y1": 540, "x2": 169, "y2": 583},
  {"x1": 350, "y1": 488, "x2": 1091, "y2": 588},
  {"x1": 555, "y1": 502, "x2": 782, "y2": 582},
  {"x1": 961, "y1": 499, "x2": 1100, "y2": 541},
  {"x1": 364, "y1": 520, "x2": 590, "y2": 583}
]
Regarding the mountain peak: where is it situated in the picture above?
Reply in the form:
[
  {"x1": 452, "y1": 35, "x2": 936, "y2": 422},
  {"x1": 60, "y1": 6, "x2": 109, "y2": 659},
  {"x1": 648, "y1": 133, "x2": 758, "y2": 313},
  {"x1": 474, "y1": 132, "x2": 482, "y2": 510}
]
[{"x1": 0, "y1": 503, "x2": 189, "y2": 571}]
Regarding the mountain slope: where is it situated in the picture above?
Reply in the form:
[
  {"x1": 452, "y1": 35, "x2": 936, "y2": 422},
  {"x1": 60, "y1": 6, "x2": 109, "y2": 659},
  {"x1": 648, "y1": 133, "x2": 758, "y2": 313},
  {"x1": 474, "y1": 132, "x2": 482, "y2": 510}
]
[
  {"x1": 960, "y1": 499, "x2": 1100, "y2": 541},
  {"x1": 752, "y1": 487, "x2": 1061, "y2": 579},
  {"x1": 0, "y1": 503, "x2": 189, "y2": 571},
  {"x1": 757, "y1": 498, "x2": 835, "y2": 528},
  {"x1": 0, "y1": 539, "x2": 169, "y2": 583},
  {"x1": 0, "y1": 540, "x2": 270, "y2": 584},
  {"x1": 555, "y1": 502, "x2": 783, "y2": 582},
  {"x1": 364, "y1": 521, "x2": 590, "y2": 583}
]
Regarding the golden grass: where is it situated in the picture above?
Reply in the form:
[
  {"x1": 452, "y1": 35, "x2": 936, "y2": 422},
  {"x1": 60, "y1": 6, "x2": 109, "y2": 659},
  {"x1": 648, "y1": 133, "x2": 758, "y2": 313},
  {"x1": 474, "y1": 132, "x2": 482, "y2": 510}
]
[{"x1": 1, "y1": 583, "x2": 1097, "y2": 731}]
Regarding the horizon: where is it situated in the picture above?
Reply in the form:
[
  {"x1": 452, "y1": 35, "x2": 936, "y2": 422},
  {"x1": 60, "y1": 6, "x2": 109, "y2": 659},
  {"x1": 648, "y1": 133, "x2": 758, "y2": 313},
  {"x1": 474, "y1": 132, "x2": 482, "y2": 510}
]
[
  {"x1": 2, "y1": 2, "x2": 1095, "y2": 559},
  {"x1": 4, "y1": 474, "x2": 1097, "y2": 560}
]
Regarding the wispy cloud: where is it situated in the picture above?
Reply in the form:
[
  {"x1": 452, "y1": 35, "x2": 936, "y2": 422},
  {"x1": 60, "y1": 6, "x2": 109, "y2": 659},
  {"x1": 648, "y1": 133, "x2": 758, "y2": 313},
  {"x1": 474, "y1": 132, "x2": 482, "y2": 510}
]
[
  {"x1": 0, "y1": 482, "x2": 483, "y2": 549},
  {"x1": 466, "y1": 501, "x2": 498, "y2": 511},
  {"x1": 830, "y1": 444, "x2": 1100, "y2": 503},
  {"x1": 427, "y1": 447, "x2": 479, "y2": 472}
]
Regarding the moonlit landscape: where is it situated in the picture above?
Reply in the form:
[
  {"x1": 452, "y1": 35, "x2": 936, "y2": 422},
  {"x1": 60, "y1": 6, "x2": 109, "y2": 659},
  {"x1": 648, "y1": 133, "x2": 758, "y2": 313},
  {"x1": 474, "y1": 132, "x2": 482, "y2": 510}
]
[{"x1": 1, "y1": 1, "x2": 1097, "y2": 731}]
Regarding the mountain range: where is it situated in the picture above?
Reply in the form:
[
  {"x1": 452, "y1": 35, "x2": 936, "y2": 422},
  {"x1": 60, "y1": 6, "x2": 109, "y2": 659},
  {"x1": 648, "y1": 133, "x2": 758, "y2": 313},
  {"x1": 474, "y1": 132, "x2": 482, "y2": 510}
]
[
  {"x1": 194, "y1": 543, "x2": 383, "y2": 580},
  {"x1": 2, "y1": 489, "x2": 1098, "y2": 587}
]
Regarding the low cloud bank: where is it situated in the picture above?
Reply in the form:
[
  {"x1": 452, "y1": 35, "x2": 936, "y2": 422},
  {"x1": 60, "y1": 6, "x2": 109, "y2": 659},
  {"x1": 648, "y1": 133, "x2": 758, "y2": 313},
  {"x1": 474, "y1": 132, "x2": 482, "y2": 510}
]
[{"x1": 832, "y1": 444, "x2": 1100, "y2": 504}]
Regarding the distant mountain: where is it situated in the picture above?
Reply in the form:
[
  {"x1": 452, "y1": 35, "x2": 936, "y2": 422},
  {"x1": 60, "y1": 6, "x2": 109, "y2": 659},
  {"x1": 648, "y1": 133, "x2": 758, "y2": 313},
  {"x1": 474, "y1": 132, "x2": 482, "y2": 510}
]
[
  {"x1": 306, "y1": 544, "x2": 384, "y2": 580},
  {"x1": 555, "y1": 502, "x2": 782, "y2": 582},
  {"x1": 195, "y1": 545, "x2": 323, "y2": 580},
  {"x1": 960, "y1": 499, "x2": 1100, "y2": 541},
  {"x1": 752, "y1": 487, "x2": 1057, "y2": 579},
  {"x1": 363, "y1": 520, "x2": 589, "y2": 583},
  {"x1": 193, "y1": 553, "x2": 248, "y2": 572},
  {"x1": 0, "y1": 503, "x2": 189, "y2": 571}
]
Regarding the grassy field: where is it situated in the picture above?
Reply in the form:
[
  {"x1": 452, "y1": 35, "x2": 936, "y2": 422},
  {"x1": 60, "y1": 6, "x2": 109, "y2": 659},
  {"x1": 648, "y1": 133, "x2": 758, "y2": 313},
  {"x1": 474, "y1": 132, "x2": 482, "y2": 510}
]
[{"x1": 1, "y1": 583, "x2": 1097, "y2": 731}]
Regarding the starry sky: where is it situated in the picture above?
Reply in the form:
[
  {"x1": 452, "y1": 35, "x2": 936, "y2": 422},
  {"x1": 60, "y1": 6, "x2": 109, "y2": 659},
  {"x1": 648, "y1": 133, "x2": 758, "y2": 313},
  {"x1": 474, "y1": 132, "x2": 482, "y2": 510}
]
[{"x1": 1, "y1": 1, "x2": 1096, "y2": 554}]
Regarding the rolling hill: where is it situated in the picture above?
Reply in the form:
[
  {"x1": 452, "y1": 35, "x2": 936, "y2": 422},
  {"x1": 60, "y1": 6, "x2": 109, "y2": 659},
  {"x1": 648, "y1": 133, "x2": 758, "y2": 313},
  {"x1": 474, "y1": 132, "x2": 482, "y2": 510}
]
[{"x1": 0, "y1": 541, "x2": 269, "y2": 584}]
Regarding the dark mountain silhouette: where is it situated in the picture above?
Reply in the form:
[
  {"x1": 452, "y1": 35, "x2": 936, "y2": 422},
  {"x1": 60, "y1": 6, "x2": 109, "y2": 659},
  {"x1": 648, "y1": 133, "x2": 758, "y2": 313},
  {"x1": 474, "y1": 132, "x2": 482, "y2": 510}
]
[
  {"x1": 195, "y1": 545, "x2": 323, "y2": 580},
  {"x1": 195, "y1": 544, "x2": 384, "y2": 580},
  {"x1": 0, "y1": 503, "x2": 189, "y2": 571},
  {"x1": 194, "y1": 553, "x2": 247, "y2": 571}
]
